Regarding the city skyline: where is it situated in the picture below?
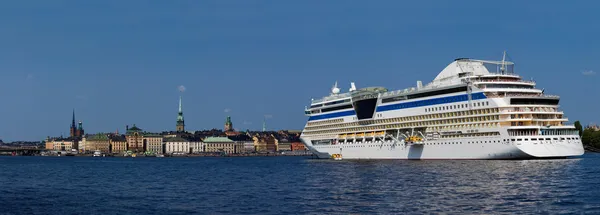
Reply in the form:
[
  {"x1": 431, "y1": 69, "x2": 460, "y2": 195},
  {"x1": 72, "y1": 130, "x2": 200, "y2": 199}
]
[{"x1": 1, "y1": 1, "x2": 599, "y2": 141}]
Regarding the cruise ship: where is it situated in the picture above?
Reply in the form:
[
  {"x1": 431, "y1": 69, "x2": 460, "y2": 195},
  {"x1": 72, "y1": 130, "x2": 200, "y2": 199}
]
[{"x1": 300, "y1": 53, "x2": 584, "y2": 160}]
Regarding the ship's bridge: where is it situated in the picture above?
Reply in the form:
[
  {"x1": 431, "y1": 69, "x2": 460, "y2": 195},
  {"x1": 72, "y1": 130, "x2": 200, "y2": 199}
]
[
  {"x1": 351, "y1": 87, "x2": 388, "y2": 121},
  {"x1": 426, "y1": 58, "x2": 517, "y2": 88}
]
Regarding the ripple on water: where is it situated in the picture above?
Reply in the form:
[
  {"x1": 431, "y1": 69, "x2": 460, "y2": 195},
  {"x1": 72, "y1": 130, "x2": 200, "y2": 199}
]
[{"x1": 1, "y1": 155, "x2": 600, "y2": 214}]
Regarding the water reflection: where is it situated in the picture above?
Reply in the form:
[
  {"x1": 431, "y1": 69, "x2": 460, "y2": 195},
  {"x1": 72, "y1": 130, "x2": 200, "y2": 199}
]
[{"x1": 306, "y1": 157, "x2": 598, "y2": 214}]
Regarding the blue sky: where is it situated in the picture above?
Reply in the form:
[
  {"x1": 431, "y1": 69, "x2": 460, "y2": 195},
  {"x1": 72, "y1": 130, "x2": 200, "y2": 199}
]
[{"x1": 0, "y1": 1, "x2": 598, "y2": 141}]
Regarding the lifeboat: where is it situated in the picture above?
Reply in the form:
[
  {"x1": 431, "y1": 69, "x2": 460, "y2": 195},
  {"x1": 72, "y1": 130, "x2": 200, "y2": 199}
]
[
  {"x1": 367, "y1": 132, "x2": 375, "y2": 136},
  {"x1": 331, "y1": 154, "x2": 343, "y2": 161},
  {"x1": 347, "y1": 134, "x2": 355, "y2": 138},
  {"x1": 405, "y1": 136, "x2": 423, "y2": 143},
  {"x1": 376, "y1": 131, "x2": 385, "y2": 136},
  {"x1": 356, "y1": 133, "x2": 365, "y2": 137},
  {"x1": 339, "y1": 134, "x2": 347, "y2": 139}
]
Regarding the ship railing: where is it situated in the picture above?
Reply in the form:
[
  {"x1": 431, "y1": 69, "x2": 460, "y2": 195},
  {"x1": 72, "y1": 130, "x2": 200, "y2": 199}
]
[
  {"x1": 485, "y1": 93, "x2": 559, "y2": 98},
  {"x1": 311, "y1": 93, "x2": 352, "y2": 104},
  {"x1": 472, "y1": 79, "x2": 535, "y2": 84}
]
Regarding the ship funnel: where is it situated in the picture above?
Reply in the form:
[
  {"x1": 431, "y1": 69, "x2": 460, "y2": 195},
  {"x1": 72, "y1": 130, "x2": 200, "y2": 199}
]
[{"x1": 417, "y1": 80, "x2": 423, "y2": 89}]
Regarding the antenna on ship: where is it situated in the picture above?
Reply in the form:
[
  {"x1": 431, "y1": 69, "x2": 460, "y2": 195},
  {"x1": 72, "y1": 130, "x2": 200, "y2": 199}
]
[
  {"x1": 331, "y1": 81, "x2": 340, "y2": 95},
  {"x1": 500, "y1": 50, "x2": 507, "y2": 74}
]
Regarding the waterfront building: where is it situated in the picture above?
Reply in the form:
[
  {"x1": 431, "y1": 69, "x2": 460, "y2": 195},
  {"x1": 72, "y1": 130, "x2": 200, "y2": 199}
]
[
  {"x1": 109, "y1": 135, "x2": 127, "y2": 154},
  {"x1": 144, "y1": 133, "x2": 164, "y2": 154},
  {"x1": 291, "y1": 142, "x2": 307, "y2": 151},
  {"x1": 46, "y1": 138, "x2": 77, "y2": 151},
  {"x1": 126, "y1": 124, "x2": 144, "y2": 152},
  {"x1": 45, "y1": 141, "x2": 54, "y2": 150},
  {"x1": 165, "y1": 136, "x2": 190, "y2": 154},
  {"x1": 252, "y1": 134, "x2": 279, "y2": 152},
  {"x1": 243, "y1": 141, "x2": 255, "y2": 152},
  {"x1": 277, "y1": 142, "x2": 291, "y2": 151},
  {"x1": 204, "y1": 137, "x2": 243, "y2": 154},
  {"x1": 176, "y1": 96, "x2": 185, "y2": 132},
  {"x1": 190, "y1": 141, "x2": 205, "y2": 153},
  {"x1": 83, "y1": 133, "x2": 110, "y2": 153}
]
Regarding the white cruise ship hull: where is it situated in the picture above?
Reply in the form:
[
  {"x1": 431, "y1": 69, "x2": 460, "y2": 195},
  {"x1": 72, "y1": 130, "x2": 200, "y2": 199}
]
[
  {"x1": 301, "y1": 135, "x2": 584, "y2": 160},
  {"x1": 301, "y1": 55, "x2": 585, "y2": 160}
]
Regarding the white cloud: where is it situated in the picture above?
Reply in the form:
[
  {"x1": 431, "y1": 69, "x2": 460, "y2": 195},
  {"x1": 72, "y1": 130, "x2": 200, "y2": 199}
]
[
  {"x1": 264, "y1": 114, "x2": 273, "y2": 119},
  {"x1": 243, "y1": 121, "x2": 252, "y2": 125},
  {"x1": 224, "y1": 108, "x2": 231, "y2": 113},
  {"x1": 178, "y1": 85, "x2": 186, "y2": 92},
  {"x1": 582, "y1": 70, "x2": 596, "y2": 76}
]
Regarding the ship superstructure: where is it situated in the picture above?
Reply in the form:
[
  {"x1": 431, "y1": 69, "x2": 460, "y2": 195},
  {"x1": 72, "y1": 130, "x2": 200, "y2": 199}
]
[{"x1": 300, "y1": 52, "x2": 584, "y2": 159}]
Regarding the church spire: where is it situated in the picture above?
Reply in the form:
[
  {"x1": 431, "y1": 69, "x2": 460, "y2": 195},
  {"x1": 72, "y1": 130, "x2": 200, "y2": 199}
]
[
  {"x1": 176, "y1": 96, "x2": 185, "y2": 132},
  {"x1": 72, "y1": 109, "x2": 76, "y2": 128},
  {"x1": 178, "y1": 96, "x2": 182, "y2": 113}
]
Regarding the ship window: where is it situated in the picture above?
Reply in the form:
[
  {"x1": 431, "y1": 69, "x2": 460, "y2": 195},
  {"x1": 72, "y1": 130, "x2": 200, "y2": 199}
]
[{"x1": 353, "y1": 98, "x2": 378, "y2": 120}]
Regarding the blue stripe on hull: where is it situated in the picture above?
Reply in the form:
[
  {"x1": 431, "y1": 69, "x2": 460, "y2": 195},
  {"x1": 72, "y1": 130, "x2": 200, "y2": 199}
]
[
  {"x1": 376, "y1": 92, "x2": 486, "y2": 112},
  {"x1": 308, "y1": 110, "x2": 355, "y2": 121},
  {"x1": 307, "y1": 92, "x2": 486, "y2": 121}
]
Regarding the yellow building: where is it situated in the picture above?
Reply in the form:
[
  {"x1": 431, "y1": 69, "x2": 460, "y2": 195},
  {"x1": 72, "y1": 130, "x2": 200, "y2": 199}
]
[
  {"x1": 109, "y1": 135, "x2": 128, "y2": 154},
  {"x1": 45, "y1": 141, "x2": 54, "y2": 150},
  {"x1": 143, "y1": 134, "x2": 163, "y2": 154},
  {"x1": 126, "y1": 125, "x2": 144, "y2": 152},
  {"x1": 46, "y1": 138, "x2": 77, "y2": 151},
  {"x1": 252, "y1": 134, "x2": 279, "y2": 152},
  {"x1": 83, "y1": 133, "x2": 110, "y2": 153},
  {"x1": 204, "y1": 137, "x2": 243, "y2": 154}
]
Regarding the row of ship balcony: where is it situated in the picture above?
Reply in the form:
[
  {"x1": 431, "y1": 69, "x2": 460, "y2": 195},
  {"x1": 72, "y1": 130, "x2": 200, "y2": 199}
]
[
  {"x1": 484, "y1": 92, "x2": 560, "y2": 98},
  {"x1": 500, "y1": 107, "x2": 561, "y2": 113},
  {"x1": 472, "y1": 79, "x2": 535, "y2": 84},
  {"x1": 305, "y1": 108, "x2": 501, "y2": 131},
  {"x1": 304, "y1": 117, "x2": 570, "y2": 136},
  {"x1": 503, "y1": 116, "x2": 568, "y2": 122}
]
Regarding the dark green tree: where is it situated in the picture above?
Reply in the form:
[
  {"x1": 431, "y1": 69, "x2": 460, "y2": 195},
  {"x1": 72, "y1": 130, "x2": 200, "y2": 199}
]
[{"x1": 574, "y1": 121, "x2": 583, "y2": 138}]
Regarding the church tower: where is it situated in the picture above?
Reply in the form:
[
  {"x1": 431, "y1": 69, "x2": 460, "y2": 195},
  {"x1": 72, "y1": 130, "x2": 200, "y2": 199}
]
[
  {"x1": 176, "y1": 96, "x2": 185, "y2": 132},
  {"x1": 70, "y1": 109, "x2": 76, "y2": 137},
  {"x1": 69, "y1": 109, "x2": 84, "y2": 138},
  {"x1": 224, "y1": 116, "x2": 233, "y2": 131}
]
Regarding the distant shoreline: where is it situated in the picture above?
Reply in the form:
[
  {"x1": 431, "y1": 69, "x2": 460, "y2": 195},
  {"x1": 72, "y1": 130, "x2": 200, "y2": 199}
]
[{"x1": 30, "y1": 152, "x2": 314, "y2": 158}]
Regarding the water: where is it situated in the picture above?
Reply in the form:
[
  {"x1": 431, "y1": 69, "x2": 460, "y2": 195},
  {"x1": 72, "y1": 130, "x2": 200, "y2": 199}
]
[{"x1": 2, "y1": 154, "x2": 600, "y2": 215}]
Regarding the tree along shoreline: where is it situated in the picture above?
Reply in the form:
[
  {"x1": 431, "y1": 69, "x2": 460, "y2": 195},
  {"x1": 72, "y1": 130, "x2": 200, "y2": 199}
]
[{"x1": 575, "y1": 121, "x2": 600, "y2": 152}]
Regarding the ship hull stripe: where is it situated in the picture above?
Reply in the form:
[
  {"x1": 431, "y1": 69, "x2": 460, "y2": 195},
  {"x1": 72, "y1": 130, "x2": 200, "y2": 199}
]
[
  {"x1": 376, "y1": 92, "x2": 486, "y2": 112},
  {"x1": 308, "y1": 92, "x2": 487, "y2": 121}
]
